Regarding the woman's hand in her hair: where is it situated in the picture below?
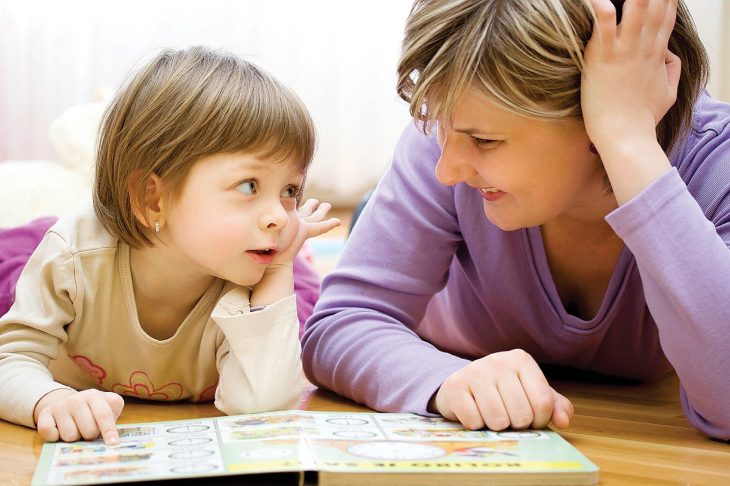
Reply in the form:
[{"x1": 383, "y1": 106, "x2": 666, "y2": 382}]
[
  {"x1": 430, "y1": 349, "x2": 574, "y2": 431},
  {"x1": 581, "y1": 0, "x2": 681, "y2": 151},
  {"x1": 33, "y1": 388, "x2": 125, "y2": 445},
  {"x1": 273, "y1": 198, "x2": 341, "y2": 267}
]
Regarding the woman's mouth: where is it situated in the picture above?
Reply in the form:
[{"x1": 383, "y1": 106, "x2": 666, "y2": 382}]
[
  {"x1": 479, "y1": 187, "x2": 505, "y2": 202},
  {"x1": 246, "y1": 249, "x2": 278, "y2": 265}
]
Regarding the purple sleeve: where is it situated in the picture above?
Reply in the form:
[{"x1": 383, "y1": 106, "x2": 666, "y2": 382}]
[
  {"x1": 301, "y1": 124, "x2": 470, "y2": 415},
  {"x1": 606, "y1": 167, "x2": 730, "y2": 440},
  {"x1": 293, "y1": 247, "x2": 320, "y2": 336}
]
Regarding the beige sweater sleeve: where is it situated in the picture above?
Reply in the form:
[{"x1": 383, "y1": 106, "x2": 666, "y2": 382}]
[
  {"x1": 0, "y1": 232, "x2": 78, "y2": 427},
  {"x1": 211, "y1": 288, "x2": 301, "y2": 415}
]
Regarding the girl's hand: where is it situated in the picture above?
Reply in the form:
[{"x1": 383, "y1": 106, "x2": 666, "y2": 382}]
[
  {"x1": 33, "y1": 388, "x2": 125, "y2": 445},
  {"x1": 431, "y1": 349, "x2": 574, "y2": 430},
  {"x1": 581, "y1": 0, "x2": 681, "y2": 151},
  {"x1": 250, "y1": 199, "x2": 340, "y2": 305},
  {"x1": 272, "y1": 198, "x2": 341, "y2": 268}
]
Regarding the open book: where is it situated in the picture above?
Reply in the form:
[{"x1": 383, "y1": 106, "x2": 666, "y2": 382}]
[{"x1": 32, "y1": 410, "x2": 598, "y2": 485}]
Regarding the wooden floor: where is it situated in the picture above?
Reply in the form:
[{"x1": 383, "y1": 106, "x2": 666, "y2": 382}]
[
  {"x1": 547, "y1": 370, "x2": 730, "y2": 483},
  {"x1": 3, "y1": 372, "x2": 729, "y2": 485}
]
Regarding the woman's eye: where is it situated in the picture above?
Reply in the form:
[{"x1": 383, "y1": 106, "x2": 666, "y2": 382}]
[
  {"x1": 472, "y1": 136, "x2": 497, "y2": 148},
  {"x1": 281, "y1": 185, "x2": 301, "y2": 198},
  {"x1": 235, "y1": 180, "x2": 257, "y2": 195}
]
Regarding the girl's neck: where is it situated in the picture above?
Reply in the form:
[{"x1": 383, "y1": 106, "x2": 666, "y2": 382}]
[{"x1": 129, "y1": 244, "x2": 215, "y2": 332}]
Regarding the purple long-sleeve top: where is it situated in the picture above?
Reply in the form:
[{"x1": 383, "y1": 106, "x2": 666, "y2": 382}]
[{"x1": 302, "y1": 93, "x2": 730, "y2": 439}]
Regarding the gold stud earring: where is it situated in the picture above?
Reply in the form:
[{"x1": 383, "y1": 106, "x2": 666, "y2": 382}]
[{"x1": 154, "y1": 220, "x2": 160, "y2": 234}]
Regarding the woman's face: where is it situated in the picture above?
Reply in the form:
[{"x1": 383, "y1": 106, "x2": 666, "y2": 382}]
[{"x1": 436, "y1": 88, "x2": 615, "y2": 230}]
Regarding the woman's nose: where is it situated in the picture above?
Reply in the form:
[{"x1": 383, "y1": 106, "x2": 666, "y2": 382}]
[{"x1": 435, "y1": 134, "x2": 476, "y2": 186}]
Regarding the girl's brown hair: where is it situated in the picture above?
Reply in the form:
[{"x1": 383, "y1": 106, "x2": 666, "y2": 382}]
[
  {"x1": 94, "y1": 46, "x2": 315, "y2": 247},
  {"x1": 397, "y1": 0, "x2": 709, "y2": 156}
]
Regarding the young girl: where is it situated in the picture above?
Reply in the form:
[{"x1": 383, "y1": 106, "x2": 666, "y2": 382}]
[
  {"x1": 0, "y1": 46, "x2": 340, "y2": 445},
  {"x1": 303, "y1": 0, "x2": 730, "y2": 440}
]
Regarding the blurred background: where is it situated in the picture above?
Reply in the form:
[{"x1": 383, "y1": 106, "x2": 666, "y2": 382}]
[{"x1": 1, "y1": 0, "x2": 729, "y2": 213}]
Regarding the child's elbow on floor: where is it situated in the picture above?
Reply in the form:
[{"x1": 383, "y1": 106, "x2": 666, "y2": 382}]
[{"x1": 215, "y1": 384, "x2": 301, "y2": 415}]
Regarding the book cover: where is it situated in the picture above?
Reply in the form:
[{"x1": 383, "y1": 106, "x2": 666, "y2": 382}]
[{"x1": 32, "y1": 410, "x2": 598, "y2": 485}]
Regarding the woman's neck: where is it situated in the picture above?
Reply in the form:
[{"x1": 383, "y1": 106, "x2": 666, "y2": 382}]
[{"x1": 552, "y1": 173, "x2": 620, "y2": 230}]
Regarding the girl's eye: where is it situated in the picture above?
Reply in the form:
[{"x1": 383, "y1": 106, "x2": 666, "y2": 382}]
[
  {"x1": 281, "y1": 185, "x2": 301, "y2": 199},
  {"x1": 472, "y1": 136, "x2": 498, "y2": 148},
  {"x1": 235, "y1": 180, "x2": 258, "y2": 195}
]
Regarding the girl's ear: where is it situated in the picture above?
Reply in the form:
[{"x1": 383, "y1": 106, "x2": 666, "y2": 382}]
[{"x1": 128, "y1": 171, "x2": 165, "y2": 230}]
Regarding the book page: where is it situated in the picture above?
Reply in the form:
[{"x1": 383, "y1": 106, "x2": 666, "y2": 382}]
[
  {"x1": 300, "y1": 412, "x2": 595, "y2": 474},
  {"x1": 33, "y1": 419, "x2": 226, "y2": 485},
  {"x1": 32, "y1": 411, "x2": 597, "y2": 485}
]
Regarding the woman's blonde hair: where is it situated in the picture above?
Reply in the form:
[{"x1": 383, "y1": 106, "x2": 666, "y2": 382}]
[
  {"x1": 397, "y1": 0, "x2": 708, "y2": 155},
  {"x1": 94, "y1": 46, "x2": 315, "y2": 248}
]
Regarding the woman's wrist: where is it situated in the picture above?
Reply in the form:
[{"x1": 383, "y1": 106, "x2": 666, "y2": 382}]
[{"x1": 598, "y1": 137, "x2": 672, "y2": 206}]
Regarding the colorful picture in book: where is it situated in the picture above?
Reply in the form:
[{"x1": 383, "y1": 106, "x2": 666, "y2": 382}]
[
  {"x1": 311, "y1": 439, "x2": 519, "y2": 460},
  {"x1": 230, "y1": 413, "x2": 314, "y2": 427},
  {"x1": 389, "y1": 428, "x2": 499, "y2": 440},
  {"x1": 229, "y1": 426, "x2": 316, "y2": 440},
  {"x1": 62, "y1": 467, "x2": 148, "y2": 483},
  {"x1": 54, "y1": 453, "x2": 154, "y2": 467}
]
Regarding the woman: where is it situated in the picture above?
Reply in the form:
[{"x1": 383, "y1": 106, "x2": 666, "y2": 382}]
[{"x1": 302, "y1": 0, "x2": 730, "y2": 439}]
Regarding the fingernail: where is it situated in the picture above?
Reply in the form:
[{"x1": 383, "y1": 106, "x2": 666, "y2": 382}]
[{"x1": 107, "y1": 431, "x2": 119, "y2": 445}]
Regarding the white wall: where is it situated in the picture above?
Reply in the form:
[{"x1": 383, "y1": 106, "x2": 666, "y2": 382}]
[
  {"x1": 0, "y1": 0, "x2": 414, "y2": 205},
  {"x1": 686, "y1": 0, "x2": 730, "y2": 101},
  {"x1": 1, "y1": 0, "x2": 728, "y2": 206}
]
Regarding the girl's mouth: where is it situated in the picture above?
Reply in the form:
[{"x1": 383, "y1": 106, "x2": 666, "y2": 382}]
[{"x1": 246, "y1": 249, "x2": 278, "y2": 264}]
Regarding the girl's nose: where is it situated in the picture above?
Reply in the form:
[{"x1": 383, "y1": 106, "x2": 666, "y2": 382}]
[
  {"x1": 259, "y1": 200, "x2": 289, "y2": 230},
  {"x1": 435, "y1": 132, "x2": 476, "y2": 186}
]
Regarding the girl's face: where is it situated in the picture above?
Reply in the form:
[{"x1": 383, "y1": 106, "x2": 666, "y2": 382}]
[
  {"x1": 161, "y1": 152, "x2": 303, "y2": 287},
  {"x1": 436, "y1": 88, "x2": 614, "y2": 230}
]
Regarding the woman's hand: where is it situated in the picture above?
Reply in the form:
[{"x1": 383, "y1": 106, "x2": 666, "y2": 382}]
[
  {"x1": 581, "y1": 0, "x2": 681, "y2": 151},
  {"x1": 33, "y1": 388, "x2": 125, "y2": 444},
  {"x1": 580, "y1": 0, "x2": 679, "y2": 204},
  {"x1": 431, "y1": 349, "x2": 574, "y2": 430}
]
